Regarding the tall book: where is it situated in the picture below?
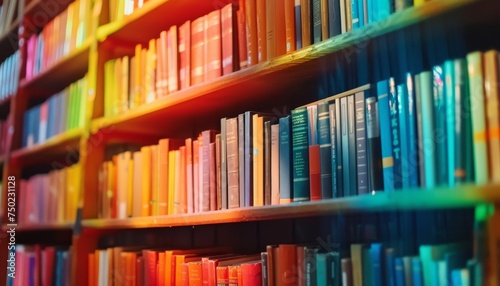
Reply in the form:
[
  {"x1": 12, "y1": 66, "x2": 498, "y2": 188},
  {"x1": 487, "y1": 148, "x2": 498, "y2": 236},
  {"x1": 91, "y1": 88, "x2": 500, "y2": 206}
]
[
  {"x1": 365, "y1": 96, "x2": 383, "y2": 192},
  {"x1": 226, "y1": 117, "x2": 240, "y2": 209},
  {"x1": 221, "y1": 4, "x2": 237, "y2": 75},
  {"x1": 355, "y1": 91, "x2": 368, "y2": 195},
  {"x1": 191, "y1": 16, "x2": 206, "y2": 86},
  {"x1": 206, "y1": 10, "x2": 222, "y2": 81},
  {"x1": 291, "y1": 108, "x2": 310, "y2": 201},
  {"x1": 317, "y1": 102, "x2": 332, "y2": 199},
  {"x1": 279, "y1": 116, "x2": 293, "y2": 203}
]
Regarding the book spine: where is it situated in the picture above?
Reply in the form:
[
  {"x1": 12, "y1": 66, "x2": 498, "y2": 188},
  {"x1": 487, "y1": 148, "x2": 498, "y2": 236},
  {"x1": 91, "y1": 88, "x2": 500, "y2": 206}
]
[
  {"x1": 365, "y1": 96, "x2": 384, "y2": 192},
  {"x1": 318, "y1": 102, "x2": 332, "y2": 199},
  {"x1": 221, "y1": 118, "x2": 228, "y2": 209},
  {"x1": 264, "y1": 120, "x2": 272, "y2": 205},
  {"x1": 483, "y1": 51, "x2": 500, "y2": 182},
  {"x1": 389, "y1": 78, "x2": 402, "y2": 189},
  {"x1": 355, "y1": 91, "x2": 368, "y2": 195},
  {"x1": 397, "y1": 81, "x2": 410, "y2": 189},
  {"x1": 328, "y1": 103, "x2": 338, "y2": 197},
  {"x1": 295, "y1": 0, "x2": 302, "y2": 49},
  {"x1": 238, "y1": 113, "x2": 246, "y2": 207},
  {"x1": 206, "y1": 10, "x2": 222, "y2": 81},
  {"x1": 334, "y1": 98, "x2": 344, "y2": 196},
  {"x1": 221, "y1": 4, "x2": 235, "y2": 75},
  {"x1": 312, "y1": 0, "x2": 322, "y2": 44},
  {"x1": 328, "y1": 0, "x2": 341, "y2": 37},
  {"x1": 279, "y1": 116, "x2": 293, "y2": 203},
  {"x1": 244, "y1": 111, "x2": 254, "y2": 206},
  {"x1": 301, "y1": 0, "x2": 311, "y2": 47},
  {"x1": 433, "y1": 65, "x2": 448, "y2": 186},
  {"x1": 256, "y1": 0, "x2": 267, "y2": 63},
  {"x1": 238, "y1": 0, "x2": 249, "y2": 69},
  {"x1": 291, "y1": 108, "x2": 310, "y2": 201},
  {"x1": 226, "y1": 118, "x2": 240, "y2": 209},
  {"x1": 418, "y1": 71, "x2": 436, "y2": 188},
  {"x1": 406, "y1": 74, "x2": 419, "y2": 188},
  {"x1": 271, "y1": 124, "x2": 280, "y2": 205}
]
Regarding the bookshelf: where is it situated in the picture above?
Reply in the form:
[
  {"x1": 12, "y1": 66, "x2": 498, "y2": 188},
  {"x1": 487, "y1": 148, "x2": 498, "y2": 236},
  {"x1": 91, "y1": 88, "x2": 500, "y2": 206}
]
[{"x1": 0, "y1": 0, "x2": 499, "y2": 285}]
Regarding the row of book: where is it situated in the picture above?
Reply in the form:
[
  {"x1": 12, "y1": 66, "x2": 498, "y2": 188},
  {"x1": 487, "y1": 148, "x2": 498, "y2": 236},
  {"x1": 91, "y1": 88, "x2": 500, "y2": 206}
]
[
  {"x1": 109, "y1": 0, "x2": 150, "y2": 23},
  {"x1": 87, "y1": 241, "x2": 477, "y2": 286},
  {"x1": 0, "y1": 0, "x2": 18, "y2": 35},
  {"x1": 102, "y1": 0, "x2": 431, "y2": 118},
  {"x1": 18, "y1": 163, "x2": 81, "y2": 225},
  {"x1": 24, "y1": 0, "x2": 92, "y2": 80},
  {"x1": 6, "y1": 245, "x2": 72, "y2": 286},
  {"x1": 0, "y1": 51, "x2": 20, "y2": 101},
  {"x1": 96, "y1": 49, "x2": 500, "y2": 218},
  {"x1": 22, "y1": 74, "x2": 88, "y2": 148}
]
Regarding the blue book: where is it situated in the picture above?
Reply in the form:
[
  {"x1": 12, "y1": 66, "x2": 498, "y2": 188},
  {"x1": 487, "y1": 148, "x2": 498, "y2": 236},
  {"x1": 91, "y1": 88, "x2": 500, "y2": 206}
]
[
  {"x1": 412, "y1": 257, "x2": 423, "y2": 286},
  {"x1": 388, "y1": 78, "x2": 402, "y2": 189},
  {"x1": 385, "y1": 248, "x2": 396, "y2": 286},
  {"x1": 397, "y1": 82, "x2": 410, "y2": 189},
  {"x1": 312, "y1": 0, "x2": 322, "y2": 43},
  {"x1": 335, "y1": 98, "x2": 344, "y2": 196},
  {"x1": 433, "y1": 65, "x2": 448, "y2": 186},
  {"x1": 351, "y1": 0, "x2": 360, "y2": 29},
  {"x1": 355, "y1": 91, "x2": 368, "y2": 194},
  {"x1": 291, "y1": 108, "x2": 310, "y2": 201},
  {"x1": 56, "y1": 251, "x2": 63, "y2": 286},
  {"x1": 370, "y1": 243, "x2": 383, "y2": 286},
  {"x1": 318, "y1": 102, "x2": 332, "y2": 199},
  {"x1": 445, "y1": 251, "x2": 467, "y2": 284},
  {"x1": 377, "y1": 80, "x2": 394, "y2": 191},
  {"x1": 328, "y1": 0, "x2": 341, "y2": 37},
  {"x1": 279, "y1": 116, "x2": 293, "y2": 203},
  {"x1": 406, "y1": 74, "x2": 419, "y2": 188},
  {"x1": 328, "y1": 103, "x2": 338, "y2": 197},
  {"x1": 295, "y1": 0, "x2": 302, "y2": 49},
  {"x1": 358, "y1": 0, "x2": 366, "y2": 27},
  {"x1": 444, "y1": 61, "x2": 456, "y2": 187},
  {"x1": 32, "y1": 105, "x2": 40, "y2": 145},
  {"x1": 395, "y1": 257, "x2": 405, "y2": 286}
]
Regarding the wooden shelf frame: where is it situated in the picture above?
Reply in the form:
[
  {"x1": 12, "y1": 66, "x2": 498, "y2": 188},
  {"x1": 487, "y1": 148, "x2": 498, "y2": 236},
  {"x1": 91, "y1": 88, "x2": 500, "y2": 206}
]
[{"x1": 82, "y1": 184, "x2": 500, "y2": 230}]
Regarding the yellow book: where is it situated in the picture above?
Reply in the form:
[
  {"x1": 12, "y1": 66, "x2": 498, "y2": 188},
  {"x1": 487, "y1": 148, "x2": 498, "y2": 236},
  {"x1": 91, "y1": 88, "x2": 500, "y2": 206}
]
[
  {"x1": 483, "y1": 51, "x2": 500, "y2": 182},
  {"x1": 56, "y1": 168, "x2": 67, "y2": 222},
  {"x1": 414, "y1": 0, "x2": 426, "y2": 6},
  {"x1": 121, "y1": 56, "x2": 130, "y2": 112},
  {"x1": 252, "y1": 114, "x2": 264, "y2": 206},
  {"x1": 133, "y1": 44, "x2": 143, "y2": 108},
  {"x1": 146, "y1": 38, "x2": 156, "y2": 103},
  {"x1": 141, "y1": 146, "x2": 152, "y2": 216},
  {"x1": 127, "y1": 155, "x2": 134, "y2": 217},
  {"x1": 104, "y1": 59, "x2": 115, "y2": 117},
  {"x1": 114, "y1": 58, "x2": 122, "y2": 115}
]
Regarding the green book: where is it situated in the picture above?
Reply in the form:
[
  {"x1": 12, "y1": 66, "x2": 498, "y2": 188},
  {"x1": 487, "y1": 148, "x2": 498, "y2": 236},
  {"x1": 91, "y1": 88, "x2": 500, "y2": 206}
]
[{"x1": 291, "y1": 107, "x2": 310, "y2": 201}]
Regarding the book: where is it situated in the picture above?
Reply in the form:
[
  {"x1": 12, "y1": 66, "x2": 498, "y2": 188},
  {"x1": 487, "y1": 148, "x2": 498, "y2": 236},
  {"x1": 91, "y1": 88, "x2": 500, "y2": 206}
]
[{"x1": 291, "y1": 108, "x2": 310, "y2": 201}]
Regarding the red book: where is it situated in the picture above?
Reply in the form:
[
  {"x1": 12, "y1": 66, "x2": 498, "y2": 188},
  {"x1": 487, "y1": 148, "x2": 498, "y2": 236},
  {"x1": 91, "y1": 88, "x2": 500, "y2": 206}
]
[
  {"x1": 167, "y1": 25, "x2": 179, "y2": 93},
  {"x1": 43, "y1": 247, "x2": 56, "y2": 286},
  {"x1": 216, "y1": 266, "x2": 229, "y2": 285},
  {"x1": 143, "y1": 250, "x2": 158, "y2": 286},
  {"x1": 256, "y1": 0, "x2": 266, "y2": 62},
  {"x1": 181, "y1": 263, "x2": 189, "y2": 286},
  {"x1": 201, "y1": 257, "x2": 210, "y2": 286},
  {"x1": 228, "y1": 265, "x2": 240, "y2": 285},
  {"x1": 205, "y1": 10, "x2": 222, "y2": 81},
  {"x1": 179, "y1": 21, "x2": 191, "y2": 89},
  {"x1": 275, "y1": 0, "x2": 287, "y2": 56},
  {"x1": 137, "y1": 256, "x2": 144, "y2": 286},
  {"x1": 191, "y1": 16, "x2": 206, "y2": 85},
  {"x1": 278, "y1": 244, "x2": 298, "y2": 285},
  {"x1": 215, "y1": 134, "x2": 222, "y2": 210},
  {"x1": 241, "y1": 262, "x2": 262, "y2": 286},
  {"x1": 221, "y1": 3, "x2": 236, "y2": 75},
  {"x1": 237, "y1": 0, "x2": 248, "y2": 69},
  {"x1": 309, "y1": 145, "x2": 321, "y2": 200}
]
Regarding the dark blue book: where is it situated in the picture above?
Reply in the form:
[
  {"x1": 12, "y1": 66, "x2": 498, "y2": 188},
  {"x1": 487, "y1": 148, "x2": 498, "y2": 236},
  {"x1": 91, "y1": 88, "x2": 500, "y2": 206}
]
[
  {"x1": 377, "y1": 80, "x2": 394, "y2": 191},
  {"x1": 412, "y1": 257, "x2": 423, "y2": 286},
  {"x1": 291, "y1": 108, "x2": 310, "y2": 201},
  {"x1": 23, "y1": 109, "x2": 30, "y2": 147},
  {"x1": 334, "y1": 99, "x2": 344, "y2": 196},
  {"x1": 279, "y1": 116, "x2": 293, "y2": 203},
  {"x1": 394, "y1": 257, "x2": 405, "y2": 286},
  {"x1": 433, "y1": 65, "x2": 448, "y2": 186},
  {"x1": 370, "y1": 243, "x2": 383, "y2": 286},
  {"x1": 238, "y1": 113, "x2": 245, "y2": 207},
  {"x1": 365, "y1": 96, "x2": 384, "y2": 192},
  {"x1": 355, "y1": 91, "x2": 369, "y2": 195},
  {"x1": 312, "y1": 0, "x2": 322, "y2": 43},
  {"x1": 347, "y1": 95, "x2": 357, "y2": 196},
  {"x1": 406, "y1": 74, "x2": 419, "y2": 188},
  {"x1": 328, "y1": 103, "x2": 338, "y2": 197},
  {"x1": 56, "y1": 251, "x2": 63, "y2": 286},
  {"x1": 385, "y1": 248, "x2": 396, "y2": 286},
  {"x1": 318, "y1": 102, "x2": 332, "y2": 199},
  {"x1": 327, "y1": 0, "x2": 341, "y2": 37},
  {"x1": 244, "y1": 111, "x2": 254, "y2": 207},
  {"x1": 295, "y1": 0, "x2": 303, "y2": 49},
  {"x1": 341, "y1": 97, "x2": 351, "y2": 197},
  {"x1": 388, "y1": 78, "x2": 402, "y2": 189}
]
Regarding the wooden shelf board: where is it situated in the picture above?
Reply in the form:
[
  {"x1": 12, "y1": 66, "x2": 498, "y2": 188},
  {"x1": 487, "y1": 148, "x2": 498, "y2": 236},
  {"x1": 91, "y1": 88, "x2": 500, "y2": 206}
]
[
  {"x1": 10, "y1": 128, "x2": 82, "y2": 166},
  {"x1": 2, "y1": 222, "x2": 74, "y2": 232},
  {"x1": 82, "y1": 184, "x2": 500, "y2": 229},
  {"x1": 0, "y1": 18, "x2": 20, "y2": 61},
  {"x1": 91, "y1": 0, "x2": 478, "y2": 136},
  {"x1": 19, "y1": 38, "x2": 92, "y2": 95},
  {"x1": 98, "y1": 0, "x2": 219, "y2": 46}
]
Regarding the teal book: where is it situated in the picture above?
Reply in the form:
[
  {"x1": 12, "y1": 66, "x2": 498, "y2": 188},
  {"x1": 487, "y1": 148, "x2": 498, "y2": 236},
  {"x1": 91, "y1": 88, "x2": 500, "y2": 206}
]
[
  {"x1": 370, "y1": 243, "x2": 383, "y2": 286},
  {"x1": 305, "y1": 247, "x2": 319, "y2": 285},
  {"x1": 406, "y1": 74, "x2": 419, "y2": 188},
  {"x1": 419, "y1": 243, "x2": 466, "y2": 286},
  {"x1": 466, "y1": 51, "x2": 488, "y2": 184},
  {"x1": 291, "y1": 108, "x2": 310, "y2": 201},
  {"x1": 377, "y1": 80, "x2": 395, "y2": 191},
  {"x1": 318, "y1": 102, "x2": 332, "y2": 198},
  {"x1": 362, "y1": 247, "x2": 374, "y2": 286},
  {"x1": 412, "y1": 257, "x2": 424, "y2": 286},
  {"x1": 397, "y1": 81, "x2": 410, "y2": 189},
  {"x1": 389, "y1": 78, "x2": 402, "y2": 189},
  {"x1": 351, "y1": 0, "x2": 360, "y2": 29},
  {"x1": 279, "y1": 116, "x2": 293, "y2": 203},
  {"x1": 312, "y1": 0, "x2": 322, "y2": 44},
  {"x1": 433, "y1": 65, "x2": 448, "y2": 186},
  {"x1": 317, "y1": 253, "x2": 328, "y2": 285},
  {"x1": 444, "y1": 61, "x2": 456, "y2": 187},
  {"x1": 377, "y1": 0, "x2": 392, "y2": 21},
  {"x1": 417, "y1": 71, "x2": 436, "y2": 188}
]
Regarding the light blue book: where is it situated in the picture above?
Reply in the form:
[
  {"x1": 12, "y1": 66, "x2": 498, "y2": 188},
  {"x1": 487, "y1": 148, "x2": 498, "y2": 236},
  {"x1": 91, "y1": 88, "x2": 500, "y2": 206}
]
[
  {"x1": 444, "y1": 60, "x2": 456, "y2": 186},
  {"x1": 377, "y1": 80, "x2": 394, "y2": 191}
]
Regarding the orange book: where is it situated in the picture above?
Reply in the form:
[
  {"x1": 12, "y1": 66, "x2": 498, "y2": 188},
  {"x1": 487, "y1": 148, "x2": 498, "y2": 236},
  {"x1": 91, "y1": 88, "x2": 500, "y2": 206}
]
[
  {"x1": 89, "y1": 253, "x2": 96, "y2": 286},
  {"x1": 158, "y1": 252, "x2": 166, "y2": 286},
  {"x1": 95, "y1": 250, "x2": 101, "y2": 286},
  {"x1": 188, "y1": 262, "x2": 203, "y2": 286},
  {"x1": 168, "y1": 150, "x2": 177, "y2": 215},
  {"x1": 165, "y1": 251, "x2": 176, "y2": 285},
  {"x1": 309, "y1": 145, "x2": 321, "y2": 200},
  {"x1": 253, "y1": 114, "x2": 264, "y2": 206},
  {"x1": 132, "y1": 151, "x2": 143, "y2": 217},
  {"x1": 228, "y1": 265, "x2": 239, "y2": 285},
  {"x1": 168, "y1": 25, "x2": 179, "y2": 93},
  {"x1": 185, "y1": 138, "x2": 194, "y2": 213},
  {"x1": 158, "y1": 139, "x2": 183, "y2": 215},
  {"x1": 301, "y1": 0, "x2": 311, "y2": 47},
  {"x1": 173, "y1": 149, "x2": 183, "y2": 214},
  {"x1": 110, "y1": 158, "x2": 118, "y2": 219},
  {"x1": 206, "y1": 10, "x2": 222, "y2": 81},
  {"x1": 256, "y1": 0, "x2": 267, "y2": 62},
  {"x1": 216, "y1": 266, "x2": 229, "y2": 285},
  {"x1": 191, "y1": 16, "x2": 206, "y2": 86},
  {"x1": 284, "y1": 0, "x2": 296, "y2": 53},
  {"x1": 117, "y1": 152, "x2": 131, "y2": 218},
  {"x1": 275, "y1": 0, "x2": 287, "y2": 56},
  {"x1": 484, "y1": 51, "x2": 500, "y2": 182},
  {"x1": 146, "y1": 39, "x2": 157, "y2": 103},
  {"x1": 133, "y1": 44, "x2": 144, "y2": 108},
  {"x1": 143, "y1": 250, "x2": 158, "y2": 286},
  {"x1": 112, "y1": 247, "x2": 123, "y2": 285},
  {"x1": 141, "y1": 146, "x2": 152, "y2": 216},
  {"x1": 221, "y1": 3, "x2": 236, "y2": 75},
  {"x1": 266, "y1": 0, "x2": 276, "y2": 60},
  {"x1": 278, "y1": 244, "x2": 298, "y2": 285},
  {"x1": 127, "y1": 153, "x2": 134, "y2": 217},
  {"x1": 266, "y1": 245, "x2": 277, "y2": 285},
  {"x1": 127, "y1": 252, "x2": 138, "y2": 286},
  {"x1": 179, "y1": 20, "x2": 191, "y2": 89},
  {"x1": 321, "y1": 0, "x2": 328, "y2": 40},
  {"x1": 175, "y1": 255, "x2": 186, "y2": 286},
  {"x1": 237, "y1": 0, "x2": 248, "y2": 69},
  {"x1": 151, "y1": 146, "x2": 159, "y2": 215},
  {"x1": 245, "y1": 0, "x2": 258, "y2": 66},
  {"x1": 157, "y1": 31, "x2": 168, "y2": 98}
]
